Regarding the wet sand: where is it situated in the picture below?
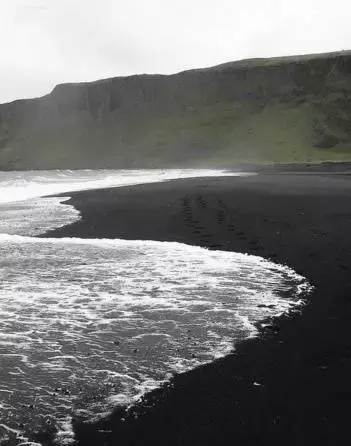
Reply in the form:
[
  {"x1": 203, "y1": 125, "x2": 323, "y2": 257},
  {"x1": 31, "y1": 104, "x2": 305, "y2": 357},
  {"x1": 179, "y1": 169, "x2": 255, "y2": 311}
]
[{"x1": 45, "y1": 172, "x2": 351, "y2": 446}]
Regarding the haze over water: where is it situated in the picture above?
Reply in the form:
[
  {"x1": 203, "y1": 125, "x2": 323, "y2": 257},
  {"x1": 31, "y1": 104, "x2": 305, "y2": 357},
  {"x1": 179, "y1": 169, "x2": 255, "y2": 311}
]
[{"x1": 0, "y1": 170, "x2": 310, "y2": 445}]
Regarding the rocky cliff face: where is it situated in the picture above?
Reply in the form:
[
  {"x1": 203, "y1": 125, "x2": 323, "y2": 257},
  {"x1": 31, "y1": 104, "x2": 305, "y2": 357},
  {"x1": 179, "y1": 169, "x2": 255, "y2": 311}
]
[{"x1": 1, "y1": 51, "x2": 351, "y2": 169}]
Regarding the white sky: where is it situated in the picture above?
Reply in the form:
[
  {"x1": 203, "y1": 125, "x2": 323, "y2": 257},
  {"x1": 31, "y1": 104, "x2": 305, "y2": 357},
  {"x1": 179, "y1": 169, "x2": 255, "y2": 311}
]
[{"x1": 1, "y1": 0, "x2": 350, "y2": 103}]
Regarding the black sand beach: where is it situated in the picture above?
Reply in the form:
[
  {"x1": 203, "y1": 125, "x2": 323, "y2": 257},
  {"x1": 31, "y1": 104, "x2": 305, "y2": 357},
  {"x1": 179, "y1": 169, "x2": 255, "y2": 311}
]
[{"x1": 45, "y1": 172, "x2": 351, "y2": 446}]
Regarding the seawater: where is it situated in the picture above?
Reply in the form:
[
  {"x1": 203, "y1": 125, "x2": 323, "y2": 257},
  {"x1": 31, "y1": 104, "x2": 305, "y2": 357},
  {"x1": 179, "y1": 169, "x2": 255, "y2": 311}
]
[{"x1": 0, "y1": 170, "x2": 310, "y2": 445}]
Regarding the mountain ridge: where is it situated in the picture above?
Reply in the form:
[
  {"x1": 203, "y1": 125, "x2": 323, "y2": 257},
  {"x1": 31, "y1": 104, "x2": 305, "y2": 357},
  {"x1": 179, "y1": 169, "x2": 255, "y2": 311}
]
[{"x1": 1, "y1": 50, "x2": 351, "y2": 169}]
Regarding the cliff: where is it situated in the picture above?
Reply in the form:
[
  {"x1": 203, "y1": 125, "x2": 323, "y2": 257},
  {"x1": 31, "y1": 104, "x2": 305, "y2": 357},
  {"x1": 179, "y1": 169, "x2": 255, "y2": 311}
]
[{"x1": 1, "y1": 51, "x2": 351, "y2": 169}]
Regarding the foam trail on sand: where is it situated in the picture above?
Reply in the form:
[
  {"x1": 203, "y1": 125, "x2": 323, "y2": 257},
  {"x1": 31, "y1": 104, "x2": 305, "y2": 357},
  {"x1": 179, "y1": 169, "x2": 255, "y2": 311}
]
[{"x1": 0, "y1": 233, "x2": 311, "y2": 444}]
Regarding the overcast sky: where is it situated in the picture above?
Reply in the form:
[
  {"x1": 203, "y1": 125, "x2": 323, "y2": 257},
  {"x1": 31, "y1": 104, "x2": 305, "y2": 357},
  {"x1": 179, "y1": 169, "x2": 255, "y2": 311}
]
[{"x1": 1, "y1": 0, "x2": 350, "y2": 103}]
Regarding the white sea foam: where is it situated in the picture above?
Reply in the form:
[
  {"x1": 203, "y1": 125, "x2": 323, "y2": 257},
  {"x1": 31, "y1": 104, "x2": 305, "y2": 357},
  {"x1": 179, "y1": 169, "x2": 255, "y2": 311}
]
[
  {"x1": 0, "y1": 197, "x2": 80, "y2": 236},
  {"x1": 0, "y1": 169, "x2": 311, "y2": 446},
  {"x1": 0, "y1": 233, "x2": 310, "y2": 443},
  {"x1": 0, "y1": 169, "x2": 247, "y2": 236},
  {"x1": 0, "y1": 169, "x2": 245, "y2": 204}
]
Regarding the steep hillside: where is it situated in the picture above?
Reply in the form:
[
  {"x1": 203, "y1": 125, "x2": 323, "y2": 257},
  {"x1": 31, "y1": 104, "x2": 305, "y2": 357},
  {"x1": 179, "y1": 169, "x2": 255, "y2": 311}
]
[{"x1": 1, "y1": 51, "x2": 351, "y2": 169}]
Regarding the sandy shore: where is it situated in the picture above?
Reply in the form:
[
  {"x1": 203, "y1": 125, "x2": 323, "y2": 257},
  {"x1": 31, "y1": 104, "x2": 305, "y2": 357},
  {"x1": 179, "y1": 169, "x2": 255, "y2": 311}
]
[{"x1": 44, "y1": 172, "x2": 351, "y2": 446}]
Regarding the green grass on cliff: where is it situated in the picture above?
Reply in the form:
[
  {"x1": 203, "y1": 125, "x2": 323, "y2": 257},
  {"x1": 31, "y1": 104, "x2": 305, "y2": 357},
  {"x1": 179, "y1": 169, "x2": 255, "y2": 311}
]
[
  {"x1": 1, "y1": 99, "x2": 350, "y2": 169},
  {"x1": 1, "y1": 51, "x2": 351, "y2": 169}
]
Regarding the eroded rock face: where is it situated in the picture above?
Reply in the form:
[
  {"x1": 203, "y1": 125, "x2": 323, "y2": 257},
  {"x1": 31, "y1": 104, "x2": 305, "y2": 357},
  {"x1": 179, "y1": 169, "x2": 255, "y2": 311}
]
[{"x1": 1, "y1": 51, "x2": 351, "y2": 170}]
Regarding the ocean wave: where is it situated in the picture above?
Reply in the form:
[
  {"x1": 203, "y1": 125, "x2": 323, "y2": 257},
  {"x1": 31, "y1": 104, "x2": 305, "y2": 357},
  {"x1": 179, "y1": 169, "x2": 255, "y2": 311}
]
[
  {"x1": 0, "y1": 234, "x2": 311, "y2": 444},
  {"x1": 0, "y1": 169, "x2": 244, "y2": 204},
  {"x1": 0, "y1": 169, "x2": 309, "y2": 446}
]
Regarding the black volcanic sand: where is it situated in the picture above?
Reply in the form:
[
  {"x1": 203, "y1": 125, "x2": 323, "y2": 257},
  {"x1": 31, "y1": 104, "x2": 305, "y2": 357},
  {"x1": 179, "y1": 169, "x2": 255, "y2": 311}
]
[{"x1": 43, "y1": 173, "x2": 351, "y2": 446}]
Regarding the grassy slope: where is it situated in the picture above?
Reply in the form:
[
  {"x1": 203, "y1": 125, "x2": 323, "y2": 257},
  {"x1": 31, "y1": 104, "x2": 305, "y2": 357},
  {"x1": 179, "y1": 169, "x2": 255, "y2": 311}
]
[{"x1": 0, "y1": 51, "x2": 351, "y2": 169}]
